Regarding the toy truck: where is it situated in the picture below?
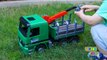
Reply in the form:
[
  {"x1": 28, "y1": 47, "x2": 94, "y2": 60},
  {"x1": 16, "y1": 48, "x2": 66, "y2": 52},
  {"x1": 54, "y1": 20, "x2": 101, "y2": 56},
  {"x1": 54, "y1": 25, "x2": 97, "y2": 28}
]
[{"x1": 18, "y1": 5, "x2": 85, "y2": 55}]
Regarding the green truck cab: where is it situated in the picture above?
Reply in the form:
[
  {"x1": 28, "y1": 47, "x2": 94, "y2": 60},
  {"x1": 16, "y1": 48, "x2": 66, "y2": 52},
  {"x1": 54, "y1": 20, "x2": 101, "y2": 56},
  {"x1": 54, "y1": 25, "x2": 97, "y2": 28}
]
[{"x1": 18, "y1": 14, "x2": 49, "y2": 55}]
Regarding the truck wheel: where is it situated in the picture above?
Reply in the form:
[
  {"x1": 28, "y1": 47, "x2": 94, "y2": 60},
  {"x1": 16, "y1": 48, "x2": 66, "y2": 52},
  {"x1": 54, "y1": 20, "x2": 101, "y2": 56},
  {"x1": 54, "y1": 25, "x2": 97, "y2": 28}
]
[
  {"x1": 35, "y1": 44, "x2": 46, "y2": 53},
  {"x1": 69, "y1": 35, "x2": 79, "y2": 43},
  {"x1": 61, "y1": 41, "x2": 67, "y2": 47},
  {"x1": 59, "y1": 39, "x2": 67, "y2": 47}
]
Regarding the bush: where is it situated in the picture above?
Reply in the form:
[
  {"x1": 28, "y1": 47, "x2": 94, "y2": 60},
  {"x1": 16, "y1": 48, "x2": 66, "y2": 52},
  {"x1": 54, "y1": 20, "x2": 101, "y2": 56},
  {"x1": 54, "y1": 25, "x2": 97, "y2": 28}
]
[{"x1": 0, "y1": 0, "x2": 17, "y2": 1}]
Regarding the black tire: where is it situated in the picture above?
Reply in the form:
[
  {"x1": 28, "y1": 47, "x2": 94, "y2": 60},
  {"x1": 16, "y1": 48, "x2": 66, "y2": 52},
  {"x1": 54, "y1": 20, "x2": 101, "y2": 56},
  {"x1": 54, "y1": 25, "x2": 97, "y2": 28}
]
[
  {"x1": 35, "y1": 44, "x2": 46, "y2": 53},
  {"x1": 59, "y1": 39, "x2": 67, "y2": 47},
  {"x1": 61, "y1": 41, "x2": 67, "y2": 47},
  {"x1": 68, "y1": 35, "x2": 79, "y2": 43}
]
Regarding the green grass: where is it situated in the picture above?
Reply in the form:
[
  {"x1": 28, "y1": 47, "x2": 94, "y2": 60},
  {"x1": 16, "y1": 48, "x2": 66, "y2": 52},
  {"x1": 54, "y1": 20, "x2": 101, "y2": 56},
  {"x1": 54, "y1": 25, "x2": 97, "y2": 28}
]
[{"x1": 0, "y1": 3, "x2": 96, "y2": 60}]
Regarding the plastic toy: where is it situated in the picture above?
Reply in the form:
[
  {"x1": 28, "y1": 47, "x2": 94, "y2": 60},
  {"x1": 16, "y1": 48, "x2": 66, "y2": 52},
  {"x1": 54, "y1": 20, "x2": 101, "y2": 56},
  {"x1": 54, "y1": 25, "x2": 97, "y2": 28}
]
[
  {"x1": 88, "y1": 52, "x2": 107, "y2": 60},
  {"x1": 18, "y1": 5, "x2": 85, "y2": 55}
]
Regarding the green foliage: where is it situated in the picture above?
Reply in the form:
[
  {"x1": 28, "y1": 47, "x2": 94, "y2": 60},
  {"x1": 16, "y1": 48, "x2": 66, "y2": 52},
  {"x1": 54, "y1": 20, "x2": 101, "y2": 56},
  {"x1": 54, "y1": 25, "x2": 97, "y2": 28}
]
[{"x1": 0, "y1": 3, "x2": 95, "y2": 60}]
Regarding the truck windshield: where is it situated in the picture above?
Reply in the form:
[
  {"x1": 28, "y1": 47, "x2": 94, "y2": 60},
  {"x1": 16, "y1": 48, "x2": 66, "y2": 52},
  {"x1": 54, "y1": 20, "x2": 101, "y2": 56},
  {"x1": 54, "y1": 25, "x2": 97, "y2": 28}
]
[{"x1": 19, "y1": 22, "x2": 28, "y2": 37}]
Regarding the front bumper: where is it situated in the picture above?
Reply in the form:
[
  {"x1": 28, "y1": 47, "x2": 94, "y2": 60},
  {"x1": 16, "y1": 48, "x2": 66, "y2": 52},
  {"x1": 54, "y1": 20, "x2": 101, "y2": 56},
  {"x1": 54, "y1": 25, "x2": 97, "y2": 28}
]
[{"x1": 18, "y1": 41, "x2": 32, "y2": 55}]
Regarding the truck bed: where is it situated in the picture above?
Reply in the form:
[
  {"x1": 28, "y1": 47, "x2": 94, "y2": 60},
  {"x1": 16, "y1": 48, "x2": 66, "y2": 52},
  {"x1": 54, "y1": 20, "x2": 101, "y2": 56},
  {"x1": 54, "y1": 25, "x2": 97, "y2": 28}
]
[{"x1": 53, "y1": 24, "x2": 84, "y2": 38}]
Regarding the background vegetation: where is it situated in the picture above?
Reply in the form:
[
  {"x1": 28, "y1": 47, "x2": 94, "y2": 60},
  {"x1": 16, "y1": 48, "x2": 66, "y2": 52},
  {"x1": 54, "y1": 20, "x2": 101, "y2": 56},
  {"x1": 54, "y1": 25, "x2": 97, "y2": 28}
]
[{"x1": 0, "y1": 0, "x2": 17, "y2": 1}]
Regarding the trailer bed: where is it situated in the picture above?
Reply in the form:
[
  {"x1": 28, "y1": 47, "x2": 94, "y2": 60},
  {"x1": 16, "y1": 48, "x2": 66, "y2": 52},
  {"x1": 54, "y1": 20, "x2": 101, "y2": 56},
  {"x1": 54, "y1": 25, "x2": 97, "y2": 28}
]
[{"x1": 54, "y1": 24, "x2": 83, "y2": 34}]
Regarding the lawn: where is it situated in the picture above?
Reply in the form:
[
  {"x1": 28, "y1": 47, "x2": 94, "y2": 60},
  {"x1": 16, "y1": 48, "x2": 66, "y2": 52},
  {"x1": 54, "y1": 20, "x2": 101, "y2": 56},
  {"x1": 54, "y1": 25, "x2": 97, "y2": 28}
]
[{"x1": 0, "y1": 3, "x2": 97, "y2": 60}]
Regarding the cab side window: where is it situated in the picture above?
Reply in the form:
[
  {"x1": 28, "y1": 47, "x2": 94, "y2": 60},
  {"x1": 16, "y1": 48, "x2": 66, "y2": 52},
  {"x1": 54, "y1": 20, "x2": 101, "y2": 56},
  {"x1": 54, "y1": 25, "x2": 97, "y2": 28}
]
[{"x1": 30, "y1": 27, "x2": 39, "y2": 37}]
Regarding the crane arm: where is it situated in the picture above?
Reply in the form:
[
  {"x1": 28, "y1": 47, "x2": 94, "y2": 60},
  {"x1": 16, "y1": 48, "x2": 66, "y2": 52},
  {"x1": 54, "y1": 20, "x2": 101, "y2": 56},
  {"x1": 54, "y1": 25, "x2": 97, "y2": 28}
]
[{"x1": 43, "y1": 6, "x2": 81, "y2": 24}]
